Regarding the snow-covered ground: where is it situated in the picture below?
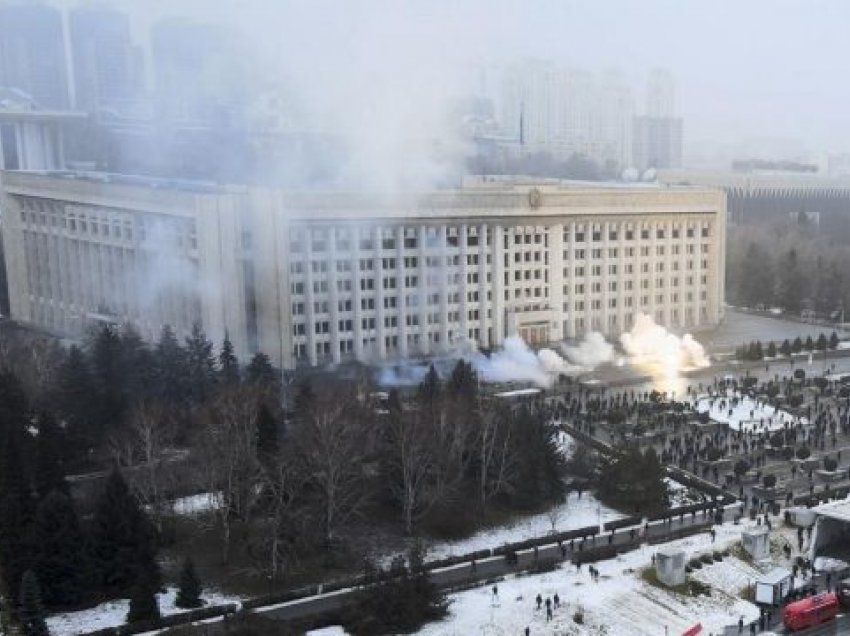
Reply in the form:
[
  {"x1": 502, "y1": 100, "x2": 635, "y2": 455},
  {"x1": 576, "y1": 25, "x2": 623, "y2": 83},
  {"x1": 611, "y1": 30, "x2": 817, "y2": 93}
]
[
  {"x1": 665, "y1": 477, "x2": 703, "y2": 507},
  {"x1": 424, "y1": 489, "x2": 623, "y2": 562},
  {"x1": 172, "y1": 492, "x2": 220, "y2": 515},
  {"x1": 418, "y1": 516, "x2": 763, "y2": 636},
  {"x1": 694, "y1": 391, "x2": 805, "y2": 433},
  {"x1": 46, "y1": 586, "x2": 242, "y2": 636}
]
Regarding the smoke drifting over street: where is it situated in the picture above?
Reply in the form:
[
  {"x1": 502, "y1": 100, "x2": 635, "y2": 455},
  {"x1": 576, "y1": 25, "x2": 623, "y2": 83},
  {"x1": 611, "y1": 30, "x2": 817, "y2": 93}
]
[{"x1": 376, "y1": 315, "x2": 708, "y2": 389}]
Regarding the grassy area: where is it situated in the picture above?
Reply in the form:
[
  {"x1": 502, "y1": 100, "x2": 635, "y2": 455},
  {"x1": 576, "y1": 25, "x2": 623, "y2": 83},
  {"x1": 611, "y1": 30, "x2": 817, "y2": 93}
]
[
  {"x1": 729, "y1": 542, "x2": 755, "y2": 566},
  {"x1": 639, "y1": 567, "x2": 712, "y2": 597}
]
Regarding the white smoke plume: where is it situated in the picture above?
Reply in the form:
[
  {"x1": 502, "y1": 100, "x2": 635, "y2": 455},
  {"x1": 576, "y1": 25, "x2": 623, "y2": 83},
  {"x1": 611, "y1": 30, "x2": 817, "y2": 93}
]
[
  {"x1": 560, "y1": 331, "x2": 615, "y2": 369},
  {"x1": 620, "y1": 313, "x2": 710, "y2": 371},
  {"x1": 465, "y1": 336, "x2": 581, "y2": 388}
]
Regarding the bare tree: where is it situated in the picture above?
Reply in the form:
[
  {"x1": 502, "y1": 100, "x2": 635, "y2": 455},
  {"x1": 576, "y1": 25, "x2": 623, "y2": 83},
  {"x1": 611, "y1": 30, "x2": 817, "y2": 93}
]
[
  {"x1": 476, "y1": 408, "x2": 515, "y2": 507},
  {"x1": 294, "y1": 389, "x2": 371, "y2": 545},
  {"x1": 194, "y1": 384, "x2": 264, "y2": 564},
  {"x1": 546, "y1": 500, "x2": 565, "y2": 534},
  {"x1": 110, "y1": 400, "x2": 177, "y2": 533},
  {"x1": 385, "y1": 410, "x2": 435, "y2": 535},
  {"x1": 259, "y1": 455, "x2": 306, "y2": 580}
]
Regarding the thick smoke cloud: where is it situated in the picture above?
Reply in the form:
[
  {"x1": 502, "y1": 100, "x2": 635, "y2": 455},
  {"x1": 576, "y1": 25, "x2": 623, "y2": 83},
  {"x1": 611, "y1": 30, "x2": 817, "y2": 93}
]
[
  {"x1": 560, "y1": 332, "x2": 615, "y2": 369},
  {"x1": 466, "y1": 336, "x2": 580, "y2": 388},
  {"x1": 621, "y1": 313, "x2": 710, "y2": 370}
]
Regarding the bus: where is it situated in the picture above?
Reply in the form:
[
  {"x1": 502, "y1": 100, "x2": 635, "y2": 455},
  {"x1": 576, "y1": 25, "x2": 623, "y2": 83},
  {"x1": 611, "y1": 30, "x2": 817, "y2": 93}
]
[{"x1": 782, "y1": 592, "x2": 839, "y2": 631}]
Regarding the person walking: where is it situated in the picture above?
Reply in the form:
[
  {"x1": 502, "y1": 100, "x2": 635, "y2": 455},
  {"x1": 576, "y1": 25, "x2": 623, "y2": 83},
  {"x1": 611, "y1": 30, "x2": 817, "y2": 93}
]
[
  {"x1": 554, "y1": 593, "x2": 560, "y2": 608},
  {"x1": 536, "y1": 593, "x2": 542, "y2": 610}
]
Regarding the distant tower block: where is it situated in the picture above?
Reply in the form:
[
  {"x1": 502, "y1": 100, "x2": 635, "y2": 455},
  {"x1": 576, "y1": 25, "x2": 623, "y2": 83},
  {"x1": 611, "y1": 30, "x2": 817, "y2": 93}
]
[
  {"x1": 742, "y1": 529, "x2": 770, "y2": 560},
  {"x1": 656, "y1": 549, "x2": 686, "y2": 587}
]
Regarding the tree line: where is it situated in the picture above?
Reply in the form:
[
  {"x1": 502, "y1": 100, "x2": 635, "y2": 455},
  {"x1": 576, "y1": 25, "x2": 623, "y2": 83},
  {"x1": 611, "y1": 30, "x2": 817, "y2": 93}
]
[
  {"x1": 0, "y1": 324, "x2": 568, "y2": 633},
  {"x1": 726, "y1": 220, "x2": 850, "y2": 316},
  {"x1": 735, "y1": 332, "x2": 840, "y2": 361}
]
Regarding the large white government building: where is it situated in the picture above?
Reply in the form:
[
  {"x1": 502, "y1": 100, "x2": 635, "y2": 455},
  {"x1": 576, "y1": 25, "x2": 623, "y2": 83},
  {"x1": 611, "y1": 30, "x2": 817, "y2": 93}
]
[{"x1": 0, "y1": 170, "x2": 725, "y2": 370}]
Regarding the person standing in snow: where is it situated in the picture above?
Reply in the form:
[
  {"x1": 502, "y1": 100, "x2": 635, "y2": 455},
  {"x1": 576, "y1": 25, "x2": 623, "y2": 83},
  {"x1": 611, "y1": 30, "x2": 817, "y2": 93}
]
[
  {"x1": 535, "y1": 593, "x2": 542, "y2": 610},
  {"x1": 553, "y1": 593, "x2": 560, "y2": 608}
]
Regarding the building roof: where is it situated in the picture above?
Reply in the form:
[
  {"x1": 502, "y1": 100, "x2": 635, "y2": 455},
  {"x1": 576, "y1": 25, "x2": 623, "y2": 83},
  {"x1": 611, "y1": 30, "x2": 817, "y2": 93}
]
[
  {"x1": 758, "y1": 567, "x2": 792, "y2": 585},
  {"x1": 811, "y1": 498, "x2": 850, "y2": 523}
]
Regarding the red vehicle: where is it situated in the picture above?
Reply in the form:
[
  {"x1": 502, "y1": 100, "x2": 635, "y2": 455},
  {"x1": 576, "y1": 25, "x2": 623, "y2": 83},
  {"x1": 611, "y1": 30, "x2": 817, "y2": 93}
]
[{"x1": 782, "y1": 592, "x2": 839, "y2": 631}]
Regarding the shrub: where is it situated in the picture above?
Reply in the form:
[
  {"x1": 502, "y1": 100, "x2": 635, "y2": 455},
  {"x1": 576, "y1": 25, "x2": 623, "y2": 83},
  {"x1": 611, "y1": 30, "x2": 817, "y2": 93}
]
[
  {"x1": 814, "y1": 377, "x2": 828, "y2": 390},
  {"x1": 766, "y1": 382, "x2": 779, "y2": 398},
  {"x1": 713, "y1": 551, "x2": 723, "y2": 562},
  {"x1": 796, "y1": 446, "x2": 811, "y2": 460},
  {"x1": 700, "y1": 553, "x2": 713, "y2": 564},
  {"x1": 824, "y1": 458, "x2": 838, "y2": 472},
  {"x1": 840, "y1": 387, "x2": 850, "y2": 399},
  {"x1": 770, "y1": 432, "x2": 785, "y2": 448},
  {"x1": 573, "y1": 609, "x2": 584, "y2": 624},
  {"x1": 794, "y1": 369, "x2": 806, "y2": 380},
  {"x1": 763, "y1": 474, "x2": 777, "y2": 489},
  {"x1": 788, "y1": 394, "x2": 803, "y2": 408},
  {"x1": 688, "y1": 558, "x2": 703, "y2": 570},
  {"x1": 734, "y1": 459, "x2": 750, "y2": 477},
  {"x1": 706, "y1": 447, "x2": 723, "y2": 462}
]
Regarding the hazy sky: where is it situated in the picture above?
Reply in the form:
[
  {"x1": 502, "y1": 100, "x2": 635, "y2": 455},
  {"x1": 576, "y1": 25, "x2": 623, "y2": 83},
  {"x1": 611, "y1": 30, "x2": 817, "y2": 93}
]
[{"x1": 61, "y1": 0, "x2": 850, "y2": 155}]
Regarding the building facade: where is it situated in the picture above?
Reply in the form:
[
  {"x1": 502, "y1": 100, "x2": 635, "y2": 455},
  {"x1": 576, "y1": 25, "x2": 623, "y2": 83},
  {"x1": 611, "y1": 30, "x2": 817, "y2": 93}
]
[{"x1": 0, "y1": 172, "x2": 725, "y2": 370}]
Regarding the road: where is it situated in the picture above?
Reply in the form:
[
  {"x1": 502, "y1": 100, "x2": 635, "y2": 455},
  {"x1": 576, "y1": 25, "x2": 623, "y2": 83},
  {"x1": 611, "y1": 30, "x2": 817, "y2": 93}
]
[{"x1": 195, "y1": 511, "x2": 723, "y2": 629}]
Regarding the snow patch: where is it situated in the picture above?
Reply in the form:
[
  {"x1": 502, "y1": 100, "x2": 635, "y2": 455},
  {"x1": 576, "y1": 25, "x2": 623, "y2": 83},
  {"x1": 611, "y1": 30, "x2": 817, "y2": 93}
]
[{"x1": 46, "y1": 586, "x2": 241, "y2": 636}]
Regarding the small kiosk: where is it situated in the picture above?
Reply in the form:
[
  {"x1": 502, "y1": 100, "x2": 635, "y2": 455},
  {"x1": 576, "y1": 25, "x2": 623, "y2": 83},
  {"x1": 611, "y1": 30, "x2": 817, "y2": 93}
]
[{"x1": 755, "y1": 567, "x2": 793, "y2": 606}]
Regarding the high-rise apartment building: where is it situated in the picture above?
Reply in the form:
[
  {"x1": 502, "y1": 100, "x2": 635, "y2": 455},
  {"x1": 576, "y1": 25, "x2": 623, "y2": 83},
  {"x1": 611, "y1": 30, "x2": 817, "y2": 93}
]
[
  {"x1": 633, "y1": 69, "x2": 683, "y2": 171},
  {"x1": 0, "y1": 171, "x2": 725, "y2": 370},
  {"x1": 0, "y1": 3, "x2": 69, "y2": 109},
  {"x1": 68, "y1": 6, "x2": 141, "y2": 111},
  {"x1": 646, "y1": 68, "x2": 676, "y2": 118},
  {"x1": 497, "y1": 61, "x2": 634, "y2": 170}
]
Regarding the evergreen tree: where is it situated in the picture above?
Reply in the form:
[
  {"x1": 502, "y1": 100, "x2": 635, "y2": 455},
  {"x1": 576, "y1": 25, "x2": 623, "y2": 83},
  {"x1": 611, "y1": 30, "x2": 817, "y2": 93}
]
[
  {"x1": 53, "y1": 345, "x2": 96, "y2": 453},
  {"x1": 345, "y1": 543, "x2": 448, "y2": 634},
  {"x1": 255, "y1": 404, "x2": 279, "y2": 465},
  {"x1": 780, "y1": 339, "x2": 792, "y2": 356},
  {"x1": 34, "y1": 413, "x2": 67, "y2": 499},
  {"x1": 830, "y1": 331, "x2": 840, "y2": 350},
  {"x1": 126, "y1": 572, "x2": 160, "y2": 624},
  {"x1": 754, "y1": 341, "x2": 764, "y2": 360},
  {"x1": 598, "y1": 445, "x2": 667, "y2": 515},
  {"x1": 0, "y1": 377, "x2": 35, "y2": 603},
  {"x1": 417, "y1": 365, "x2": 441, "y2": 409},
  {"x1": 153, "y1": 326, "x2": 189, "y2": 405},
  {"x1": 246, "y1": 352, "x2": 277, "y2": 388},
  {"x1": 174, "y1": 557, "x2": 203, "y2": 609},
  {"x1": 446, "y1": 360, "x2": 478, "y2": 403},
  {"x1": 185, "y1": 324, "x2": 216, "y2": 404},
  {"x1": 293, "y1": 381, "x2": 315, "y2": 422},
  {"x1": 816, "y1": 333, "x2": 828, "y2": 351},
  {"x1": 91, "y1": 470, "x2": 160, "y2": 596},
  {"x1": 119, "y1": 324, "x2": 156, "y2": 400},
  {"x1": 778, "y1": 248, "x2": 804, "y2": 313},
  {"x1": 510, "y1": 408, "x2": 567, "y2": 509},
  {"x1": 792, "y1": 337, "x2": 803, "y2": 353},
  {"x1": 33, "y1": 491, "x2": 90, "y2": 609},
  {"x1": 88, "y1": 324, "x2": 128, "y2": 434},
  {"x1": 17, "y1": 570, "x2": 48, "y2": 636},
  {"x1": 218, "y1": 333, "x2": 240, "y2": 385},
  {"x1": 739, "y1": 241, "x2": 775, "y2": 308},
  {"x1": 766, "y1": 341, "x2": 777, "y2": 358},
  {"x1": 804, "y1": 335, "x2": 814, "y2": 351}
]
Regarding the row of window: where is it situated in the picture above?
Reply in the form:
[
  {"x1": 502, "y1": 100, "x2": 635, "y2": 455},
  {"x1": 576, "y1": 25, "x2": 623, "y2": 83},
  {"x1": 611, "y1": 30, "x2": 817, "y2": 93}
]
[
  {"x1": 570, "y1": 291, "x2": 708, "y2": 311},
  {"x1": 563, "y1": 226, "x2": 710, "y2": 242}
]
